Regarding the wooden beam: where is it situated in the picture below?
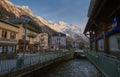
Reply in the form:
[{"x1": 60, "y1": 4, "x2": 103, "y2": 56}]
[
  {"x1": 103, "y1": 24, "x2": 110, "y2": 54},
  {"x1": 94, "y1": 30, "x2": 98, "y2": 52},
  {"x1": 90, "y1": 31, "x2": 93, "y2": 51}
]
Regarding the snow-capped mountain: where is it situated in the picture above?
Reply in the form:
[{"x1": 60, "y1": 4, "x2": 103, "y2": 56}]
[
  {"x1": 0, "y1": 0, "x2": 58, "y2": 34},
  {"x1": 0, "y1": 0, "x2": 34, "y2": 18},
  {"x1": 0, "y1": 0, "x2": 88, "y2": 41},
  {"x1": 37, "y1": 16, "x2": 84, "y2": 38}
]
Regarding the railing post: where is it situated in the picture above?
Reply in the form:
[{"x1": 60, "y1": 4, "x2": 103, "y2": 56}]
[
  {"x1": 16, "y1": 57, "x2": 24, "y2": 68},
  {"x1": 117, "y1": 62, "x2": 120, "y2": 77}
]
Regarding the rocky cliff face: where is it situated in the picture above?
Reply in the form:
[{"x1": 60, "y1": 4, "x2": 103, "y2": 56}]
[
  {"x1": 0, "y1": 0, "x2": 36, "y2": 18},
  {"x1": 0, "y1": 0, "x2": 57, "y2": 34},
  {"x1": 0, "y1": 0, "x2": 88, "y2": 42}
]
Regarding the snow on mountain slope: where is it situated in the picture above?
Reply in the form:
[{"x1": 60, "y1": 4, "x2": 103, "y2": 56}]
[
  {"x1": 37, "y1": 16, "x2": 83, "y2": 37},
  {"x1": 0, "y1": 0, "x2": 87, "y2": 41}
]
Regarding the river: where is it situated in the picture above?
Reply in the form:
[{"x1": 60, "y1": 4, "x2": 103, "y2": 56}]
[{"x1": 23, "y1": 58, "x2": 100, "y2": 77}]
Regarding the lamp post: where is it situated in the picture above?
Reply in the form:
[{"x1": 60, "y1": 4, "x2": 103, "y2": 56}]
[
  {"x1": 21, "y1": 15, "x2": 30, "y2": 57},
  {"x1": 16, "y1": 15, "x2": 31, "y2": 68},
  {"x1": 58, "y1": 33, "x2": 60, "y2": 50}
]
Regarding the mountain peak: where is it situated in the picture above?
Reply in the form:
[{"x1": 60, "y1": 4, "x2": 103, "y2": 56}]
[{"x1": 0, "y1": 0, "x2": 86, "y2": 41}]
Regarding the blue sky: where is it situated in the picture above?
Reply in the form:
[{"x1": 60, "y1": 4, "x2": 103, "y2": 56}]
[{"x1": 10, "y1": 0, "x2": 90, "y2": 29}]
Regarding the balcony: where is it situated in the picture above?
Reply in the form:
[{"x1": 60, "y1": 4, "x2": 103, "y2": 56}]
[
  {"x1": 27, "y1": 33, "x2": 37, "y2": 38},
  {"x1": 34, "y1": 41, "x2": 40, "y2": 46},
  {"x1": 0, "y1": 38, "x2": 17, "y2": 43},
  {"x1": 84, "y1": 49, "x2": 120, "y2": 77},
  {"x1": 19, "y1": 39, "x2": 30, "y2": 44}
]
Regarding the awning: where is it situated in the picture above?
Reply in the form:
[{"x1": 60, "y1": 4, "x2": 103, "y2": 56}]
[
  {"x1": 91, "y1": 26, "x2": 120, "y2": 43},
  {"x1": 105, "y1": 26, "x2": 120, "y2": 37},
  {"x1": 96, "y1": 34, "x2": 104, "y2": 41}
]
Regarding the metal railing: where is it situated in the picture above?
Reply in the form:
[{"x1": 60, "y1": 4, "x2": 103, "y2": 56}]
[
  {"x1": 0, "y1": 51, "x2": 73, "y2": 75},
  {"x1": 84, "y1": 49, "x2": 120, "y2": 77}
]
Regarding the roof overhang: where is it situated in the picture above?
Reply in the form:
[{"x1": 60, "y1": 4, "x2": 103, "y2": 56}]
[{"x1": 84, "y1": 0, "x2": 120, "y2": 34}]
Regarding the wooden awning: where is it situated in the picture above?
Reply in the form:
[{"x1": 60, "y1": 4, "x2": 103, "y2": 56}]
[{"x1": 84, "y1": 0, "x2": 120, "y2": 34}]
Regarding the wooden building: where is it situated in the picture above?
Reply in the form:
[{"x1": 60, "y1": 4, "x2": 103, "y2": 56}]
[{"x1": 84, "y1": 0, "x2": 120, "y2": 56}]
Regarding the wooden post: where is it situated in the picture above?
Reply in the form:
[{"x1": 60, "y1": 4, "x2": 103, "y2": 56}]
[
  {"x1": 94, "y1": 30, "x2": 98, "y2": 52},
  {"x1": 90, "y1": 31, "x2": 93, "y2": 51},
  {"x1": 103, "y1": 24, "x2": 110, "y2": 54}
]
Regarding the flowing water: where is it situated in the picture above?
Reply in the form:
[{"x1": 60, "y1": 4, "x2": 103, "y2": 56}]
[{"x1": 23, "y1": 59, "x2": 100, "y2": 77}]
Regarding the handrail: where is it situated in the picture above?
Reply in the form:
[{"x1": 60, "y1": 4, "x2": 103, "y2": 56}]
[
  {"x1": 84, "y1": 49, "x2": 120, "y2": 77},
  {"x1": 0, "y1": 50, "x2": 74, "y2": 75}
]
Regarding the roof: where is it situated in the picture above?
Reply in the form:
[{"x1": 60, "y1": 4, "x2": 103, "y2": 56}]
[
  {"x1": 52, "y1": 32, "x2": 66, "y2": 36},
  {"x1": 0, "y1": 19, "x2": 19, "y2": 28},
  {"x1": 84, "y1": 0, "x2": 119, "y2": 34},
  {"x1": 88, "y1": 0, "x2": 97, "y2": 17},
  {"x1": 3, "y1": 17, "x2": 42, "y2": 33}
]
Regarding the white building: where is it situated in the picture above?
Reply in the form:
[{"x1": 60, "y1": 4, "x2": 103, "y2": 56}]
[{"x1": 50, "y1": 33, "x2": 66, "y2": 50}]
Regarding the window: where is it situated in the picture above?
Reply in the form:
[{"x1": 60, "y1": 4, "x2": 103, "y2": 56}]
[
  {"x1": 41, "y1": 34, "x2": 44, "y2": 37},
  {"x1": 8, "y1": 46, "x2": 13, "y2": 53},
  {"x1": 98, "y1": 39, "x2": 104, "y2": 51},
  {"x1": 10, "y1": 32, "x2": 16, "y2": 39},
  {"x1": 117, "y1": 38, "x2": 120, "y2": 50},
  {"x1": 22, "y1": 35, "x2": 25, "y2": 39},
  {"x1": 2, "y1": 30, "x2": 7, "y2": 38},
  {"x1": 109, "y1": 35, "x2": 120, "y2": 51},
  {"x1": 0, "y1": 46, "x2": 2, "y2": 52}
]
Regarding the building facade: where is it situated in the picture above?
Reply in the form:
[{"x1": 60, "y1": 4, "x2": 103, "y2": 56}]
[
  {"x1": 74, "y1": 37, "x2": 83, "y2": 49},
  {"x1": 17, "y1": 21, "x2": 41, "y2": 53},
  {"x1": 66, "y1": 36, "x2": 74, "y2": 49},
  {"x1": 0, "y1": 20, "x2": 19, "y2": 53},
  {"x1": 4, "y1": 16, "x2": 42, "y2": 53},
  {"x1": 50, "y1": 33, "x2": 66, "y2": 50},
  {"x1": 39, "y1": 33, "x2": 48, "y2": 50}
]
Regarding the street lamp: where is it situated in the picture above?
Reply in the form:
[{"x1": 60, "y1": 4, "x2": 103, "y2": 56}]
[
  {"x1": 16, "y1": 15, "x2": 31, "y2": 68},
  {"x1": 58, "y1": 33, "x2": 60, "y2": 50},
  {"x1": 20, "y1": 15, "x2": 30, "y2": 57}
]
